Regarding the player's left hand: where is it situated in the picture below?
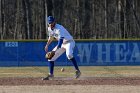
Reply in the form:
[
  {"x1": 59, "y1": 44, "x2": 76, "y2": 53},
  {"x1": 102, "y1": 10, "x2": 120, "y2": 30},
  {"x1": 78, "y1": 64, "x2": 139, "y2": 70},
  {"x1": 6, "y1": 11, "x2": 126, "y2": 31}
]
[{"x1": 45, "y1": 51, "x2": 55, "y2": 59}]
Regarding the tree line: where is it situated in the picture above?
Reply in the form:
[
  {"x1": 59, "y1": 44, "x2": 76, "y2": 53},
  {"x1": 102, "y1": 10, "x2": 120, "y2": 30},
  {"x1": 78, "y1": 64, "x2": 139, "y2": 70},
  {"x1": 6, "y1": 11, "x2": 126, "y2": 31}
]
[{"x1": 0, "y1": 0, "x2": 140, "y2": 40}]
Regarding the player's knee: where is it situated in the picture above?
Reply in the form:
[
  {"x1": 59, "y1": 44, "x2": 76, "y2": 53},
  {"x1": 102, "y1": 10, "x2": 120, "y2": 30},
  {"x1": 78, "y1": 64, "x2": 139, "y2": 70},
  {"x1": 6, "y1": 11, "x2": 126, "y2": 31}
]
[
  {"x1": 48, "y1": 59, "x2": 55, "y2": 62},
  {"x1": 67, "y1": 55, "x2": 73, "y2": 60},
  {"x1": 48, "y1": 61, "x2": 54, "y2": 63}
]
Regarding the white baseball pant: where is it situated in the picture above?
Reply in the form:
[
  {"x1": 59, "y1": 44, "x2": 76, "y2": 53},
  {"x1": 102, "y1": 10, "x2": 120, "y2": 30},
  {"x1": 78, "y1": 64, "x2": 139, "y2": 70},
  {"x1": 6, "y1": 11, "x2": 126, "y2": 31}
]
[{"x1": 48, "y1": 40, "x2": 75, "y2": 61}]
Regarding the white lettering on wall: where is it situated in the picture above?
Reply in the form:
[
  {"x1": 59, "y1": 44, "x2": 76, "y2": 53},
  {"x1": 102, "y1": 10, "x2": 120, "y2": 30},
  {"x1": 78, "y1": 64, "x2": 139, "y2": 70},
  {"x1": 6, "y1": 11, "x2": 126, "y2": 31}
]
[
  {"x1": 77, "y1": 43, "x2": 93, "y2": 63},
  {"x1": 76, "y1": 42, "x2": 140, "y2": 63}
]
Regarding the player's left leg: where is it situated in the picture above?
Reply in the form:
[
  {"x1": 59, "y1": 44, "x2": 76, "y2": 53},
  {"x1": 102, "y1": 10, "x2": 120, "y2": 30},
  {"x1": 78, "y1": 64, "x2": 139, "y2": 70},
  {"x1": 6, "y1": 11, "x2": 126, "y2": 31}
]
[
  {"x1": 64, "y1": 41, "x2": 81, "y2": 78},
  {"x1": 70, "y1": 57, "x2": 80, "y2": 71},
  {"x1": 70, "y1": 57, "x2": 81, "y2": 79}
]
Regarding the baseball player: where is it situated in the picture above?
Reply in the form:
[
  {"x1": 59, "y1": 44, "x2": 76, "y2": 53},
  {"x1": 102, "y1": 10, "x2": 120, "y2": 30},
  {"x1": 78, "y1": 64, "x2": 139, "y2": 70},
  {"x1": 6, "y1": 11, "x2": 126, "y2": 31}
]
[{"x1": 42, "y1": 16, "x2": 81, "y2": 80}]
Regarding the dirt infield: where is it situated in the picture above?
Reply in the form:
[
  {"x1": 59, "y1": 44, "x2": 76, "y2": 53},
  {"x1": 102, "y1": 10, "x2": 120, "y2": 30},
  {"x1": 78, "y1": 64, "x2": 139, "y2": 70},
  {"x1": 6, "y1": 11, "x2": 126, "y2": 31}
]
[
  {"x1": 0, "y1": 77, "x2": 140, "y2": 86},
  {"x1": 1, "y1": 85, "x2": 140, "y2": 93},
  {"x1": 0, "y1": 66, "x2": 140, "y2": 93}
]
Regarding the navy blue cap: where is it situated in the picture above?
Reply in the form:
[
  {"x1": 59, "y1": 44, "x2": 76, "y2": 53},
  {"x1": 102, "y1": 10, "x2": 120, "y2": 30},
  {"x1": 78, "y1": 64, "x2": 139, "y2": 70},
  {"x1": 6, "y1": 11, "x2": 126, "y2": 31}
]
[{"x1": 47, "y1": 16, "x2": 55, "y2": 24}]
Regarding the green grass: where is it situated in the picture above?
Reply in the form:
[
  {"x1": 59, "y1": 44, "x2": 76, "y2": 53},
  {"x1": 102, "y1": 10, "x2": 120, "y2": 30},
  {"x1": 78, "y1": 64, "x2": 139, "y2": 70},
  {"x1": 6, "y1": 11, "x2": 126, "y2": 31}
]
[{"x1": 0, "y1": 66, "x2": 140, "y2": 78}]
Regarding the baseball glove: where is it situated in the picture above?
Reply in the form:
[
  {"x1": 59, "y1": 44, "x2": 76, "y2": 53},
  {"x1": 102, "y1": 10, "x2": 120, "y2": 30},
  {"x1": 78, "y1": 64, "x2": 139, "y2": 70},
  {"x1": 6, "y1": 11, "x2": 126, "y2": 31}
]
[{"x1": 45, "y1": 51, "x2": 55, "y2": 59}]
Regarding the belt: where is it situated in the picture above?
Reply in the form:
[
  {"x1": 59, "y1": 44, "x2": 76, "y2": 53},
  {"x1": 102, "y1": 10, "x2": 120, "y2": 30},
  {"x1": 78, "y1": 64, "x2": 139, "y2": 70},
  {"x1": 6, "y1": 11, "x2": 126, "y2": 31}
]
[{"x1": 63, "y1": 40, "x2": 73, "y2": 44}]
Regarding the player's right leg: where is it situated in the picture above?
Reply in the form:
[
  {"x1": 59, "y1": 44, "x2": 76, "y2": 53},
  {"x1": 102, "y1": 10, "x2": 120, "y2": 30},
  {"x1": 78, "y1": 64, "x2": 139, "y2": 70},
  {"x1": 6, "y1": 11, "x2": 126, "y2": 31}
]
[
  {"x1": 42, "y1": 61, "x2": 54, "y2": 80},
  {"x1": 42, "y1": 48, "x2": 65, "y2": 80}
]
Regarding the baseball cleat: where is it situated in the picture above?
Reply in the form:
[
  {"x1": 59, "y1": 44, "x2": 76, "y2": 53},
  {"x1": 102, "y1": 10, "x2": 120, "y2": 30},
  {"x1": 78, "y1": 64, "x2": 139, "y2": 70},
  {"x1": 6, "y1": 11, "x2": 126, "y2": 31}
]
[
  {"x1": 42, "y1": 74, "x2": 54, "y2": 80},
  {"x1": 75, "y1": 70, "x2": 81, "y2": 79}
]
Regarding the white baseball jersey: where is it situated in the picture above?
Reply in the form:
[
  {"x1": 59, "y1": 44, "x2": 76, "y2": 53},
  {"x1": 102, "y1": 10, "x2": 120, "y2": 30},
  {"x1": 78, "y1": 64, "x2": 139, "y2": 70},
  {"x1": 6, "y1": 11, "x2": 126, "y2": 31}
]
[
  {"x1": 48, "y1": 24, "x2": 73, "y2": 41},
  {"x1": 48, "y1": 23, "x2": 75, "y2": 61}
]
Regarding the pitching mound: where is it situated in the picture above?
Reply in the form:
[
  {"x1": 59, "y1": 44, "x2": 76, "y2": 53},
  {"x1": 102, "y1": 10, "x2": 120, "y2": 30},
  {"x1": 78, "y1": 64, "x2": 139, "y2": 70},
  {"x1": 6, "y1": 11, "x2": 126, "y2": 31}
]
[{"x1": 0, "y1": 77, "x2": 140, "y2": 86}]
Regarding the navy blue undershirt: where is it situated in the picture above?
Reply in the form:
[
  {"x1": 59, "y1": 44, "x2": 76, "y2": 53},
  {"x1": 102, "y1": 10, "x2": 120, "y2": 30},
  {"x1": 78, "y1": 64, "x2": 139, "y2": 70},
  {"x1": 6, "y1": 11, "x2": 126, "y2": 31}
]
[{"x1": 57, "y1": 37, "x2": 64, "y2": 48}]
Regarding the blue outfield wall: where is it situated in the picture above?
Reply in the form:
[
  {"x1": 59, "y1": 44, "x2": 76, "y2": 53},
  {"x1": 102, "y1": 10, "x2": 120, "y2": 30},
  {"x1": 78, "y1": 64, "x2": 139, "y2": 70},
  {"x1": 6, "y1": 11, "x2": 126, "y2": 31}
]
[{"x1": 0, "y1": 40, "x2": 140, "y2": 67}]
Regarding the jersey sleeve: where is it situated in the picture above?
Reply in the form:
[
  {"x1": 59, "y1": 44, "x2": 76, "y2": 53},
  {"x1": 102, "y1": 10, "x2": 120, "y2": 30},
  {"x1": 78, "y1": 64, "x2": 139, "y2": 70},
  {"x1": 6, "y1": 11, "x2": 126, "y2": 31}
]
[
  {"x1": 48, "y1": 27, "x2": 53, "y2": 38},
  {"x1": 57, "y1": 25, "x2": 66, "y2": 38}
]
